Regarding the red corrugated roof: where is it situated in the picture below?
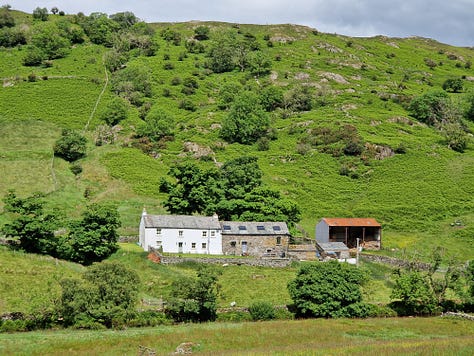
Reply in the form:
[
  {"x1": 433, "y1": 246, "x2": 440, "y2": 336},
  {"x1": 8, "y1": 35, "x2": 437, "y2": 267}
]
[{"x1": 322, "y1": 218, "x2": 381, "y2": 227}]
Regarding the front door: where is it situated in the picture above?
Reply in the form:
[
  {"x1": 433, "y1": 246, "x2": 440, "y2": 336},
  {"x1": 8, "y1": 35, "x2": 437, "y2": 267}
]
[
  {"x1": 178, "y1": 242, "x2": 183, "y2": 253},
  {"x1": 241, "y1": 241, "x2": 247, "y2": 255}
]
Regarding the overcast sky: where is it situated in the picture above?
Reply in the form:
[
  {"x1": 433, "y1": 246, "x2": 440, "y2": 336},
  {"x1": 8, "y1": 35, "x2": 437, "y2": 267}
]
[{"x1": 5, "y1": 0, "x2": 473, "y2": 47}]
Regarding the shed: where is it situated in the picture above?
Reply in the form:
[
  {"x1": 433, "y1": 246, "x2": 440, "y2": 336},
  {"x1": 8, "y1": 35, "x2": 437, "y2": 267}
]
[
  {"x1": 316, "y1": 242, "x2": 350, "y2": 260},
  {"x1": 315, "y1": 218, "x2": 381, "y2": 250}
]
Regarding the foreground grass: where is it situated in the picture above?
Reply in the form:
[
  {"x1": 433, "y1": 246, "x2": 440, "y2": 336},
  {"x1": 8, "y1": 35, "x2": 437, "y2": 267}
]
[{"x1": 1, "y1": 317, "x2": 473, "y2": 355}]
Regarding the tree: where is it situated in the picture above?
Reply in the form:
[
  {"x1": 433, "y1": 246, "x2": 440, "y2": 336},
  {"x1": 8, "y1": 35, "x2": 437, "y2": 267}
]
[
  {"x1": 51, "y1": 7, "x2": 59, "y2": 15},
  {"x1": 194, "y1": 26, "x2": 210, "y2": 41},
  {"x1": 99, "y1": 97, "x2": 128, "y2": 126},
  {"x1": 283, "y1": 86, "x2": 313, "y2": 112},
  {"x1": 408, "y1": 90, "x2": 454, "y2": 126},
  {"x1": 166, "y1": 266, "x2": 220, "y2": 322},
  {"x1": 390, "y1": 270, "x2": 438, "y2": 315},
  {"x1": 61, "y1": 204, "x2": 121, "y2": 265},
  {"x1": 1, "y1": 191, "x2": 58, "y2": 256},
  {"x1": 160, "y1": 157, "x2": 301, "y2": 226},
  {"x1": 287, "y1": 261, "x2": 369, "y2": 318},
  {"x1": 58, "y1": 262, "x2": 140, "y2": 328},
  {"x1": 440, "y1": 122, "x2": 469, "y2": 152},
  {"x1": 442, "y1": 78, "x2": 463, "y2": 93},
  {"x1": 53, "y1": 129, "x2": 87, "y2": 162},
  {"x1": 111, "y1": 65, "x2": 152, "y2": 106},
  {"x1": 220, "y1": 156, "x2": 262, "y2": 199},
  {"x1": 206, "y1": 30, "x2": 237, "y2": 73},
  {"x1": 464, "y1": 90, "x2": 474, "y2": 122},
  {"x1": 82, "y1": 12, "x2": 119, "y2": 46},
  {"x1": 221, "y1": 91, "x2": 270, "y2": 144},
  {"x1": 31, "y1": 22, "x2": 70, "y2": 59},
  {"x1": 0, "y1": 5, "x2": 15, "y2": 28},
  {"x1": 259, "y1": 86, "x2": 284, "y2": 112},
  {"x1": 109, "y1": 11, "x2": 138, "y2": 29},
  {"x1": 136, "y1": 108, "x2": 175, "y2": 142},
  {"x1": 32, "y1": 7, "x2": 48, "y2": 21},
  {"x1": 161, "y1": 162, "x2": 223, "y2": 215},
  {"x1": 246, "y1": 51, "x2": 272, "y2": 77}
]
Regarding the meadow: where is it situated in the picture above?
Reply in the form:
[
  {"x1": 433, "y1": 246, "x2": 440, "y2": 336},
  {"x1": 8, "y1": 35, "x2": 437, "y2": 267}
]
[{"x1": 1, "y1": 317, "x2": 473, "y2": 355}]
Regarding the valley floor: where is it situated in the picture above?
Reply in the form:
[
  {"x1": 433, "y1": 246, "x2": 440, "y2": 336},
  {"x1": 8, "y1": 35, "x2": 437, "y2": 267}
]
[{"x1": 1, "y1": 317, "x2": 473, "y2": 355}]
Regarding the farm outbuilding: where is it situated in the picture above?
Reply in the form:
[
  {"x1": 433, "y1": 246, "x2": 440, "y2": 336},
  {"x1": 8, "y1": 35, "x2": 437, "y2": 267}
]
[
  {"x1": 220, "y1": 221, "x2": 290, "y2": 257},
  {"x1": 315, "y1": 218, "x2": 381, "y2": 250}
]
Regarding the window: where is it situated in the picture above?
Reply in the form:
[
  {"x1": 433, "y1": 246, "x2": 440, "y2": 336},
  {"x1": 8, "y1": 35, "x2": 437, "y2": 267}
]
[
  {"x1": 179, "y1": 230, "x2": 183, "y2": 237},
  {"x1": 191, "y1": 242, "x2": 196, "y2": 249},
  {"x1": 156, "y1": 241, "x2": 162, "y2": 246},
  {"x1": 272, "y1": 226, "x2": 281, "y2": 231},
  {"x1": 202, "y1": 243, "x2": 207, "y2": 249},
  {"x1": 257, "y1": 225, "x2": 265, "y2": 231},
  {"x1": 238, "y1": 225, "x2": 247, "y2": 231},
  {"x1": 202, "y1": 231, "x2": 207, "y2": 237},
  {"x1": 210, "y1": 230, "x2": 215, "y2": 237},
  {"x1": 276, "y1": 236, "x2": 281, "y2": 245},
  {"x1": 223, "y1": 225, "x2": 231, "y2": 231},
  {"x1": 230, "y1": 241, "x2": 236, "y2": 247},
  {"x1": 156, "y1": 228, "x2": 162, "y2": 235}
]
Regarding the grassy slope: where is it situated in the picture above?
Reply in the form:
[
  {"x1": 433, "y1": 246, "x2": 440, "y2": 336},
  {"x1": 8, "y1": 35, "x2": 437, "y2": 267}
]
[
  {"x1": 1, "y1": 317, "x2": 473, "y2": 355},
  {"x1": 0, "y1": 244, "x2": 394, "y2": 313},
  {"x1": 1, "y1": 15, "x2": 474, "y2": 258}
]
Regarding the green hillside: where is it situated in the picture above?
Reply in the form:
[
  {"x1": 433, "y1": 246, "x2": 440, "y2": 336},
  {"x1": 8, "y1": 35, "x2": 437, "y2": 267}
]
[{"x1": 1, "y1": 10, "x2": 474, "y2": 260}]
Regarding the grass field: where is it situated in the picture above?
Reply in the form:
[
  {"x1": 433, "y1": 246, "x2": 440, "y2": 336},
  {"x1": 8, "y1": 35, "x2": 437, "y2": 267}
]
[
  {"x1": 1, "y1": 317, "x2": 473, "y2": 355},
  {"x1": 0, "y1": 244, "x2": 396, "y2": 314}
]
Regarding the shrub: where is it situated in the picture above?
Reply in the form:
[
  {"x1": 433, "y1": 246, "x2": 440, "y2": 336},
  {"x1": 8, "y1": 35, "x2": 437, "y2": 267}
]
[
  {"x1": 23, "y1": 46, "x2": 45, "y2": 66},
  {"x1": 58, "y1": 262, "x2": 140, "y2": 328},
  {"x1": 178, "y1": 98, "x2": 196, "y2": 111},
  {"x1": 99, "y1": 97, "x2": 128, "y2": 126},
  {"x1": 53, "y1": 129, "x2": 87, "y2": 162},
  {"x1": 70, "y1": 162, "x2": 83, "y2": 176},
  {"x1": 137, "y1": 108, "x2": 175, "y2": 142},
  {"x1": 287, "y1": 261, "x2": 367, "y2": 318},
  {"x1": 248, "y1": 301, "x2": 276, "y2": 321},
  {"x1": 442, "y1": 78, "x2": 463, "y2": 93}
]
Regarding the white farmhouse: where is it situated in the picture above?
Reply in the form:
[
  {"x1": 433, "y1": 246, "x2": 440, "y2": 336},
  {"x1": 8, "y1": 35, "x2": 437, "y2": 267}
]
[{"x1": 139, "y1": 209, "x2": 222, "y2": 254}]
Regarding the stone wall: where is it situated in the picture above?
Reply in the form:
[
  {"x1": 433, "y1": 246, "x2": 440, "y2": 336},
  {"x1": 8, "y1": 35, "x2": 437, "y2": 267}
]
[
  {"x1": 361, "y1": 253, "x2": 431, "y2": 270},
  {"x1": 288, "y1": 244, "x2": 317, "y2": 261},
  {"x1": 158, "y1": 255, "x2": 293, "y2": 268}
]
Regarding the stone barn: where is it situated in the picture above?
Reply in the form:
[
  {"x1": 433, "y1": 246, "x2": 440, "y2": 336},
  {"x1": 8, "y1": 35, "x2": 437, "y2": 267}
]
[
  {"x1": 315, "y1": 218, "x2": 381, "y2": 250},
  {"x1": 220, "y1": 221, "x2": 290, "y2": 257}
]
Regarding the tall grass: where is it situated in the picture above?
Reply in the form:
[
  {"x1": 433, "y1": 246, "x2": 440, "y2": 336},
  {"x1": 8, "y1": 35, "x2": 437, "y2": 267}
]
[{"x1": 0, "y1": 317, "x2": 472, "y2": 355}]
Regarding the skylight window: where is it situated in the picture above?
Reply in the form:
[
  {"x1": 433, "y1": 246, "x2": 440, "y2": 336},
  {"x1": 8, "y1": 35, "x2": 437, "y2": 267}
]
[
  {"x1": 223, "y1": 225, "x2": 231, "y2": 231},
  {"x1": 272, "y1": 226, "x2": 281, "y2": 231},
  {"x1": 238, "y1": 225, "x2": 247, "y2": 231},
  {"x1": 257, "y1": 225, "x2": 265, "y2": 231}
]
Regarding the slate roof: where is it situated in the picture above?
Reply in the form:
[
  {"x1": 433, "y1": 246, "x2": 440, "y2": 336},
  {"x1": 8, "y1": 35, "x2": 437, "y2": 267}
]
[
  {"x1": 322, "y1": 218, "x2": 381, "y2": 227},
  {"x1": 220, "y1": 221, "x2": 290, "y2": 235},
  {"x1": 317, "y1": 242, "x2": 350, "y2": 252},
  {"x1": 143, "y1": 215, "x2": 221, "y2": 230}
]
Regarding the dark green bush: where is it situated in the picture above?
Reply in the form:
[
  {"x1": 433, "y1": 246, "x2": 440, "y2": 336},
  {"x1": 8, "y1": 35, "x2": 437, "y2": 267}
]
[
  {"x1": 53, "y1": 129, "x2": 87, "y2": 162},
  {"x1": 248, "y1": 301, "x2": 276, "y2": 321}
]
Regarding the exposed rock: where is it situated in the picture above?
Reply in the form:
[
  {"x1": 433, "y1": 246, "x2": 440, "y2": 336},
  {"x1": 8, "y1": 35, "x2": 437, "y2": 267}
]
[
  {"x1": 294, "y1": 72, "x2": 310, "y2": 80},
  {"x1": 175, "y1": 342, "x2": 199, "y2": 355},
  {"x1": 182, "y1": 141, "x2": 214, "y2": 159},
  {"x1": 316, "y1": 42, "x2": 343, "y2": 53},
  {"x1": 319, "y1": 72, "x2": 349, "y2": 84}
]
